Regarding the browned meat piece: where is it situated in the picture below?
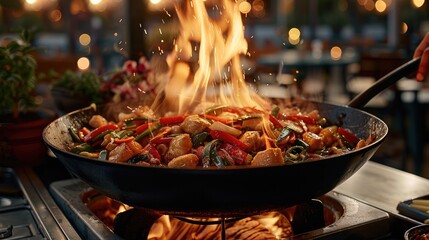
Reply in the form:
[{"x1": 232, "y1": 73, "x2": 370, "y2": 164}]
[
  {"x1": 180, "y1": 115, "x2": 211, "y2": 134},
  {"x1": 164, "y1": 134, "x2": 193, "y2": 162}
]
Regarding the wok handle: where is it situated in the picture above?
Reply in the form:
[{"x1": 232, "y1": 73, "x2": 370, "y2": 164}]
[{"x1": 347, "y1": 57, "x2": 421, "y2": 109}]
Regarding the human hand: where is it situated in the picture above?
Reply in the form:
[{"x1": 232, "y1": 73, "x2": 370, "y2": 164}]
[{"x1": 414, "y1": 32, "x2": 429, "y2": 82}]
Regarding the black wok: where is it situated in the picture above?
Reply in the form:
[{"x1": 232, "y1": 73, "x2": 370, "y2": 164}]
[{"x1": 43, "y1": 57, "x2": 420, "y2": 217}]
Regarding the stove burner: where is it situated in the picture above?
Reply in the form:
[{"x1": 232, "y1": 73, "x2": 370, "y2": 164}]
[
  {"x1": 50, "y1": 179, "x2": 392, "y2": 240},
  {"x1": 112, "y1": 199, "x2": 326, "y2": 240}
]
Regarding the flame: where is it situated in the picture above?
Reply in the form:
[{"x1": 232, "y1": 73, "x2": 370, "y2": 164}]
[
  {"x1": 147, "y1": 212, "x2": 293, "y2": 239},
  {"x1": 160, "y1": 0, "x2": 268, "y2": 114}
]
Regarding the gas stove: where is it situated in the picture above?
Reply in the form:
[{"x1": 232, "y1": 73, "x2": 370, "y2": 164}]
[
  {"x1": 0, "y1": 167, "x2": 80, "y2": 239},
  {"x1": 48, "y1": 178, "x2": 393, "y2": 240},
  {"x1": 0, "y1": 165, "x2": 417, "y2": 240}
]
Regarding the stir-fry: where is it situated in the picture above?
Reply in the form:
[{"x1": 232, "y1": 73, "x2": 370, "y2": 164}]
[{"x1": 67, "y1": 105, "x2": 374, "y2": 168}]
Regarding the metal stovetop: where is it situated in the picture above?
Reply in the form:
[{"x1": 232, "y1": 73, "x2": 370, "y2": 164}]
[
  {"x1": 0, "y1": 164, "x2": 419, "y2": 240},
  {"x1": 0, "y1": 167, "x2": 80, "y2": 240},
  {"x1": 49, "y1": 178, "x2": 393, "y2": 240}
]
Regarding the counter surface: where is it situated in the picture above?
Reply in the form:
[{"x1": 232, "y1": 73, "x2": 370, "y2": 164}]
[{"x1": 336, "y1": 160, "x2": 429, "y2": 218}]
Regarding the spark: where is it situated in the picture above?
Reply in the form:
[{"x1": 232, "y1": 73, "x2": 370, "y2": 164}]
[{"x1": 164, "y1": 8, "x2": 171, "y2": 17}]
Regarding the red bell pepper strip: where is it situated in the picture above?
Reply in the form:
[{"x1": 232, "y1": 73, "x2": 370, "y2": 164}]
[
  {"x1": 338, "y1": 127, "x2": 360, "y2": 147},
  {"x1": 83, "y1": 124, "x2": 118, "y2": 143},
  {"x1": 219, "y1": 143, "x2": 247, "y2": 165},
  {"x1": 159, "y1": 115, "x2": 186, "y2": 125},
  {"x1": 269, "y1": 115, "x2": 283, "y2": 129},
  {"x1": 135, "y1": 123, "x2": 161, "y2": 141},
  {"x1": 114, "y1": 136, "x2": 135, "y2": 144},
  {"x1": 91, "y1": 139, "x2": 103, "y2": 147},
  {"x1": 78, "y1": 127, "x2": 90, "y2": 141},
  {"x1": 209, "y1": 130, "x2": 248, "y2": 151},
  {"x1": 283, "y1": 115, "x2": 316, "y2": 125},
  {"x1": 143, "y1": 144, "x2": 161, "y2": 159},
  {"x1": 135, "y1": 122, "x2": 158, "y2": 134}
]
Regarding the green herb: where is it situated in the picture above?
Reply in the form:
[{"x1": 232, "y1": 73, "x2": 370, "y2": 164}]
[{"x1": 0, "y1": 30, "x2": 37, "y2": 119}]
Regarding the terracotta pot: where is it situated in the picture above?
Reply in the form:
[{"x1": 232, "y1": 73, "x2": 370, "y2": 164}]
[{"x1": 0, "y1": 108, "x2": 57, "y2": 166}]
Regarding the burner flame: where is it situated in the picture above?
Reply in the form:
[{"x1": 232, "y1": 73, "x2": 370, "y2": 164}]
[{"x1": 147, "y1": 213, "x2": 292, "y2": 239}]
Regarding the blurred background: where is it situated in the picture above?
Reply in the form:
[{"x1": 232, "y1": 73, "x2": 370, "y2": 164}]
[{"x1": 1, "y1": 0, "x2": 429, "y2": 176}]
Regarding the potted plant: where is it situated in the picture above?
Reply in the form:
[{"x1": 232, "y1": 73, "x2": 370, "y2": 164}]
[
  {"x1": 50, "y1": 69, "x2": 103, "y2": 113},
  {"x1": 0, "y1": 30, "x2": 57, "y2": 166}
]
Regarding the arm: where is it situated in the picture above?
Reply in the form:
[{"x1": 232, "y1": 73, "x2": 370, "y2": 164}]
[{"x1": 413, "y1": 32, "x2": 429, "y2": 82}]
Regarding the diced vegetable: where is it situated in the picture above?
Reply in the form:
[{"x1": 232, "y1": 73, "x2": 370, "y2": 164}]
[
  {"x1": 271, "y1": 105, "x2": 280, "y2": 117},
  {"x1": 98, "y1": 150, "x2": 108, "y2": 161},
  {"x1": 219, "y1": 143, "x2": 247, "y2": 165},
  {"x1": 284, "y1": 146, "x2": 307, "y2": 164},
  {"x1": 159, "y1": 115, "x2": 187, "y2": 125},
  {"x1": 114, "y1": 136, "x2": 135, "y2": 144},
  {"x1": 338, "y1": 127, "x2": 360, "y2": 147},
  {"x1": 204, "y1": 105, "x2": 228, "y2": 114},
  {"x1": 295, "y1": 138, "x2": 309, "y2": 149},
  {"x1": 209, "y1": 130, "x2": 248, "y2": 151},
  {"x1": 135, "y1": 123, "x2": 161, "y2": 141},
  {"x1": 202, "y1": 139, "x2": 222, "y2": 167},
  {"x1": 70, "y1": 143, "x2": 93, "y2": 154},
  {"x1": 200, "y1": 114, "x2": 233, "y2": 124},
  {"x1": 83, "y1": 123, "x2": 118, "y2": 143},
  {"x1": 276, "y1": 127, "x2": 292, "y2": 145},
  {"x1": 124, "y1": 117, "x2": 150, "y2": 127},
  {"x1": 269, "y1": 114, "x2": 283, "y2": 129},
  {"x1": 135, "y1": 122, "x2": 158, "y2": 134},
  {"x1": 209, "y1": 121, "x2": 242, "y2": 137},
  {"x1": 68, "y1": 126, "x2": 82, "y2": 143},
  {"x1": 144, "y1": 144, "x2": 161, "y2": 160},
  {"x1": 191, "y1": 132, "x2": 210, "y2": 148},
  {"x1": 283, "y1": 115, "x2": 317, "y2": 125},
  {"x1": 128, "y1": 154, "x2": 149, "y2": 164}
]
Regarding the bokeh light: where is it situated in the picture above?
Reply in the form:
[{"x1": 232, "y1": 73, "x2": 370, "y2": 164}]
[
  {"x1": 375, "y1": 0, "x2": 387, "y2": 12},
  {"x1": 412, "y1": 0, "x2": 425, "y2": 8},
  {"x1": 402, "y1": 22, "x2": 409, "y2": 34},
  {"x1": 77, "y1": 57, "x2": 90, "y2": 71},
  {"x1": 288, "y1": 28, "x2": 301, "y2": 45},
  {"x1": 49, "y1": 9, "x2": 62, "y2": 22},
  {"x1": 239, "y1": 1, "x2": 252, "y2": 14},
  {"x1": 79, "y1": 34, "x2": 91, "y2": 46},
  {"x1": 330, "y1": 46, "x2": 342, "y2": 60}
]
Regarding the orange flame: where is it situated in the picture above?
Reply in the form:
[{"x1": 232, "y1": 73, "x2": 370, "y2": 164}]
[
  {"x1": 161, "y1": 0, "x2": 267, "y2": 114},
  {"x1": 147, "y1": 212, "x2": 292, "y2": 239}
]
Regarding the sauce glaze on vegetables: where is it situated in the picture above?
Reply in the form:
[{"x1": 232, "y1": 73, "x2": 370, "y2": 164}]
[{"x1": 67, "y1": 105, "x2": 374, "y2": 168}]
